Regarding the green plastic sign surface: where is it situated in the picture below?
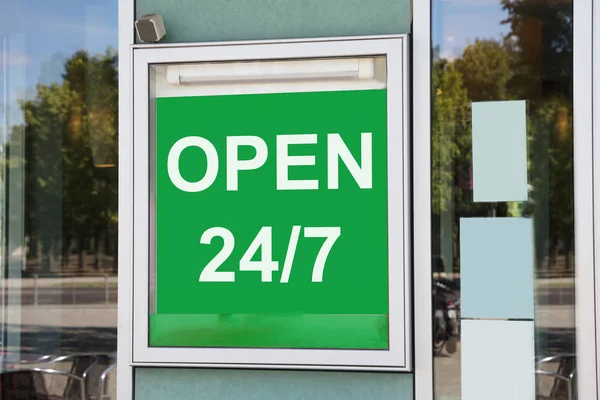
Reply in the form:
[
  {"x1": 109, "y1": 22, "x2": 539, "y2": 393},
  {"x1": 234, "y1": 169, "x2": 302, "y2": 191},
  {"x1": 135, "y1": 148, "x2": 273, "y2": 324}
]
[{"x1": 151, "y1": 89, "x2": 389, "y2": 349}]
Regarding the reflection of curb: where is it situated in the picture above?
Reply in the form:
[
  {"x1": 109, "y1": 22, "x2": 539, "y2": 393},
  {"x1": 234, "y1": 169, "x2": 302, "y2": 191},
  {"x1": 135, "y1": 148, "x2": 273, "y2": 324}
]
[
  {"x1": 5, "y1": 277, "x2": 118, "y2": 289},
  {"x1": 9, "y1": 305, "x2": 117, "y2": 328},
  {"x1": 535, "y1": 278, "x2": 574, "y2": 290},
  {"x1": 14, "y1": 304, "x2": 116, "y2": 310}
]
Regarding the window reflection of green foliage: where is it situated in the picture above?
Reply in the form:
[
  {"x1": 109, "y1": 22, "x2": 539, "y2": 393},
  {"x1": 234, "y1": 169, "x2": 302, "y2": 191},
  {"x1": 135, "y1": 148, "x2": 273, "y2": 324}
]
[
  {"x1": 432, "y1": 61, "x2": 469, "y2": 214},
  {"x1": 6, "y1": 49, "x2": 118, "y2": 274},
  {"x1": 432, "y1": 0, "x2": 574, "y2": 272}
]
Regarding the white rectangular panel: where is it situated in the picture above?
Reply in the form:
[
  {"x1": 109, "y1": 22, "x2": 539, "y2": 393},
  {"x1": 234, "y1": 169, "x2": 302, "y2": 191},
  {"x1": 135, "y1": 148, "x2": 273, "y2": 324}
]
[
  {"x1": 472, "y1": 100, "x2": 528, "y2": 202},
  {"x1": 462, "y1": 319, "x2": 535, "y2": 400}
]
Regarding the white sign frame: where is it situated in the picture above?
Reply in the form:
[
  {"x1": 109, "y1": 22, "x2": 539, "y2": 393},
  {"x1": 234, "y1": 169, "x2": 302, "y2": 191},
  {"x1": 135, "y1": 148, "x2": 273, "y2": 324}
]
[{"x1": 131, "y1": 35, "x2": 411, "y2": 371}]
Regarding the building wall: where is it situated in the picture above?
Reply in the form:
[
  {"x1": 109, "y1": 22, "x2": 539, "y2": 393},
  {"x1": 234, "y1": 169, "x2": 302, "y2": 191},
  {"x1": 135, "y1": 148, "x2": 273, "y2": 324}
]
[
  {"x1": 135, "y1": 368, "x2": 413, "y2": 399},
  {"x1": 132, "y1": 1, "x2": 412, "y2": 398},
  {"x1": 136, "y1": 0, "x2": 411, "y2": 43}
]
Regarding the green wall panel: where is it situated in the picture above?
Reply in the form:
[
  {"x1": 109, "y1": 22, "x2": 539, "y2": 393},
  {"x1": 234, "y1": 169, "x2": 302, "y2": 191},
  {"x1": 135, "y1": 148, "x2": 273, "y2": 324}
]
[
  {"x1": 135, "y1": 0, "x2": 411, "y2": 43},
  {"x1": 134, "y1": 368, "x2": 414, "y2": 400}
]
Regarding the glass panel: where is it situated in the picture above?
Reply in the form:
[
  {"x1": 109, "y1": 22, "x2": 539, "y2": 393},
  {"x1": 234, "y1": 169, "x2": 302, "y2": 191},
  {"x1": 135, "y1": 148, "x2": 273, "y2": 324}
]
[
  {"x1": 431, "y1": 0, "x2": 575, "y2": 399},
  {"x1": 148, "y1": 57, "x2": 391, "y2": 351},
  {"x1": 0, "y1": 1, "x2": 118, "y2": 399}
]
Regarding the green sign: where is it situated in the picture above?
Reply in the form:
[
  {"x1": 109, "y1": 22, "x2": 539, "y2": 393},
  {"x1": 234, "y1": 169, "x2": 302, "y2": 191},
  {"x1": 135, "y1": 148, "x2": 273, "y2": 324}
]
[{"x1": 151, "y1": 89, "x2": 389, "y2": 349}]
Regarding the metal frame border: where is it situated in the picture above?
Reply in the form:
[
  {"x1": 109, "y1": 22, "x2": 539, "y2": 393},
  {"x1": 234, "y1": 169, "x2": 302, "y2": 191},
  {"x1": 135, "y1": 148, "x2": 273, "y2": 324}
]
[
  {"x1": 128, "y1": 36, "x2": 412, "y2": 371},
  {"x1": 575, "y1": 0, "x2": 599, "y2": 397},
  {"x1": 586, "y1": 0, "x2": 600, "y2": 397},
  {"x1": 412, "y1": 0, "x2": 433, "y2": 398},
  {"x1": 117, "y1": 0, "x2": 135, "y2": 397}
]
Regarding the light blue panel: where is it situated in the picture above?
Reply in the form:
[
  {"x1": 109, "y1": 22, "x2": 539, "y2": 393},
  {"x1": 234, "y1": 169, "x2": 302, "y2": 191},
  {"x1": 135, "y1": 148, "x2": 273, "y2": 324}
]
[
  {"x1": 134, "y1": 368, "x2": 414, "y2": 400},
  {"x1": 460, "y1": 217, "x2": 534, "y2": 319},
  {"x1": 472, "y1": 100, "x2": 528, "y2": 202},
  {"x1": 135, "y1": 0, "x2": 411, "y2": 43},
  {"x1": 462, "y1": 320, "x2": 535, "y2": 400}
]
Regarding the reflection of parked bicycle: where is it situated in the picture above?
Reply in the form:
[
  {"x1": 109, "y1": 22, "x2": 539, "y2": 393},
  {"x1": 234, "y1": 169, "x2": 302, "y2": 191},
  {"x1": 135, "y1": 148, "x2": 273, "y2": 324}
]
[
  {"x1": 433, "y1": 278, "x2": 460, "y2": 355},
  {"x1": 536, "y1": 354, "x2": 576, "y2": 400}
]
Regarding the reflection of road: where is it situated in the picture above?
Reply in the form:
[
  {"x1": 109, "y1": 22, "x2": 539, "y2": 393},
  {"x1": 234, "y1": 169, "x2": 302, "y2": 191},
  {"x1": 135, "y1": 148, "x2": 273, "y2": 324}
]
[
  {"x1": 0, "y1": 280, "x2": 575, "y2": 400},
  {"x1": 4, "y1": 304, "x2": 117, "y2": 400}
]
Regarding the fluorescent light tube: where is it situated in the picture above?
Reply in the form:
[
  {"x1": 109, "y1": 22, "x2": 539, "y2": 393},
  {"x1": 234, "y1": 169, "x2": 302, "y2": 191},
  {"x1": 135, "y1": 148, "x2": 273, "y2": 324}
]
[{"x1": 165, "y1": 58, "x2": 376, "y2": 85}]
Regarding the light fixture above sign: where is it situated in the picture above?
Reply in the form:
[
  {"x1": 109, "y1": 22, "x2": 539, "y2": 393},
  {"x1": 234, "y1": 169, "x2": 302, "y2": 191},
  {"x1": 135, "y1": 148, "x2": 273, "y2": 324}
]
[{"x1": 165, "y1": 57, "x2": 384, "y2": 85}]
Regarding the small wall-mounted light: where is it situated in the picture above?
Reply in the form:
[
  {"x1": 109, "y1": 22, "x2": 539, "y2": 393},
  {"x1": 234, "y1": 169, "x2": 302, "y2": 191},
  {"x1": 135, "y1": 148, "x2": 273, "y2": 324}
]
[{"x1": 135, "y1": 14, "x2": 167, "y2": 43}]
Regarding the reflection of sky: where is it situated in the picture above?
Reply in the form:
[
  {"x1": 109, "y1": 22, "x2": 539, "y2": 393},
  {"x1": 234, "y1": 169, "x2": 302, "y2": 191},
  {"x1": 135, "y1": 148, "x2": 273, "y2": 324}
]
[
  {"x1": 0, "y1": 0, "x2": 509, "y2": 129},
  {"x1": 1, "y1": 0, "x2": 117, "y2": 127},
  {"x1": 433, "y1": 0, "x2": 510, "y2": 60}
]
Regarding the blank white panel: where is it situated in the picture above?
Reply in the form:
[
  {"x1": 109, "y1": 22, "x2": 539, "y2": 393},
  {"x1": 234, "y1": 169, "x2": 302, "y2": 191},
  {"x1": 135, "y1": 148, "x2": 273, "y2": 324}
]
[
  {"x1": 462, "y1": 320, "x2": 535, "y2": 400},
  {"x1": 472, "y1": 100, "x2": 528, "y2": 202}
]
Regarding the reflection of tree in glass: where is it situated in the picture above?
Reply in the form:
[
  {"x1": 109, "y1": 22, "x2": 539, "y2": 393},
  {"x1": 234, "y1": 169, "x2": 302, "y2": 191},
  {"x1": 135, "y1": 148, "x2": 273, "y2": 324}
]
[
  {"x1": 457, "y1": 40, "x2": 510, "y2": 102},
  {"x1": 503, "y1": 0, "x2": 574, "y2": 271},
  {"x1": 432, "y1": 0, "x2": 574, "y2": 273},
  {"x1": 432, "y1": 58, "x2": 469, "y2": 215},
  {"x1": 502, "y1": 0, "x2": 573, "y2": 100},
  {"x1": 6, "y1": 49, "x2": 118, "y2": 275}
]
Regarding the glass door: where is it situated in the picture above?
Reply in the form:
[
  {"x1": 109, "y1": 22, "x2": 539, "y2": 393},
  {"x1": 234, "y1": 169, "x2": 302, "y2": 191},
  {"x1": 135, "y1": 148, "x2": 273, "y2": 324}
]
[
  {"x1": 412, "y1": 0, "x2": 598, "y2": 398},
  {"x1": 0, "y1": 2, "x2": 119, "y2": 398}
]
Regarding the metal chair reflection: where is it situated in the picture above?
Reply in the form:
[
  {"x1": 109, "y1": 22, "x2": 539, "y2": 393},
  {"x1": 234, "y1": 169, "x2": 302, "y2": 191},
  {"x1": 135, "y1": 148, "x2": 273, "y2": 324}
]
[
  {"x1": 0, "y1": 368, "x2": 84, "y2": 400},
  {"x1": 2, "y1": 353, "x2": 117, "y2": 400},
  {"x1": 536, "y1": 354, "x2": 576, "y2": 400}
]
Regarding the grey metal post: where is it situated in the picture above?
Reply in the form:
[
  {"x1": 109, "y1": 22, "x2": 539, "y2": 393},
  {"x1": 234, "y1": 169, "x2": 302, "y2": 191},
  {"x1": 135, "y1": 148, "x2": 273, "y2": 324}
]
[
  {"x1": 33, "y1": 274, "x2": 38, "y2": 306},
  {"x1": 104, "y1": 274, "x2": 109, "y2": 304}
]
